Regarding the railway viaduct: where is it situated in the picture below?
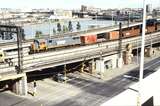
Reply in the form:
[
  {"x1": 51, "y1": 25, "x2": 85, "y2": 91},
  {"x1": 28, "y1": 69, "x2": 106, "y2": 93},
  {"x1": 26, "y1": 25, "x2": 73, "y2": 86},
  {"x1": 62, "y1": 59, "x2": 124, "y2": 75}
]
[{"x1": 0, "y1": 22, "x2": 160, "y2": 95}]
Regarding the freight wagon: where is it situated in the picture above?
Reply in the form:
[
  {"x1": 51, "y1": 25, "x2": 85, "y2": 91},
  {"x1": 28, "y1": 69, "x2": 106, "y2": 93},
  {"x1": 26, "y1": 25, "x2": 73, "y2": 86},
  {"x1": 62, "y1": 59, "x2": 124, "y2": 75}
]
[
  {"x1": 146, "y1": 26, "x2": 156, "y2": 33},
  {"x1": 122, "y1": 27, "x2": 140, "y2": 38},
  {"x1": 80, "y1": 35, "x2": 97, "y2": 45},
  {"x1": 157, "y1": 24, "x2": 160, "y2": 31},
  {"x1": 106, "y1": 31, "x2": 119, "y2": 40},
  {"x1": 156, "y1": 20, "x2": 160, "y2": 31}
]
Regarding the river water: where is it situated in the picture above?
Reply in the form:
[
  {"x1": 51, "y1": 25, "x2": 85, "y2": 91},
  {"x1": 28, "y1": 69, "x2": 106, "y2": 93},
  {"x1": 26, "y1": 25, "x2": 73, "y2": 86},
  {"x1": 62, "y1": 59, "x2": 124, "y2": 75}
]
[
  {"x1": 23, "y1": 19, "x2": 124, "y2": 39},
  {"x1": 0, "y1": 19, "x2": 125, "y2": 43}
]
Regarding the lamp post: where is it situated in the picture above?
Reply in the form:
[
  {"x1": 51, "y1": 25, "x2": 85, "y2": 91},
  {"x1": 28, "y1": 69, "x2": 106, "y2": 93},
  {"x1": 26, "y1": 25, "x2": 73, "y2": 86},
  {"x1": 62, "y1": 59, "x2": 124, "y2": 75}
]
[{"x1": 138, "y1": 0, "x2": 146, "y2": 105}]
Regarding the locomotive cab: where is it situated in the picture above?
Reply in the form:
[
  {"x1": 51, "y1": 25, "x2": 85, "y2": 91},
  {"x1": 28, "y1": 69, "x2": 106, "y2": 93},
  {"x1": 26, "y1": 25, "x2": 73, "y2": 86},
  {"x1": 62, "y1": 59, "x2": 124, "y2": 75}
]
[{"x1": 30, "y1": 39, "x2": 47, "y2": 53}]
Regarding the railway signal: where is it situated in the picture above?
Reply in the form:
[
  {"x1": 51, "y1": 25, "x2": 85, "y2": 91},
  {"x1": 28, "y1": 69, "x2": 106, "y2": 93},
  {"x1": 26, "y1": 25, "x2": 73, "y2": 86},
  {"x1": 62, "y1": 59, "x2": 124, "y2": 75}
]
[{"x1": 0, "y1": 25, "x2": 23, "y2": 74}]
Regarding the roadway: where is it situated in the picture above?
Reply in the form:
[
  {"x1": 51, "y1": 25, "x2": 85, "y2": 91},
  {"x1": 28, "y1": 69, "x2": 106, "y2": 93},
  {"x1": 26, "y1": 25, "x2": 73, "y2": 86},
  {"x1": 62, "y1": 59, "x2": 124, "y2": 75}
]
[{"x1": 0, "y1": 56, "x2": 159, "y2": 106}]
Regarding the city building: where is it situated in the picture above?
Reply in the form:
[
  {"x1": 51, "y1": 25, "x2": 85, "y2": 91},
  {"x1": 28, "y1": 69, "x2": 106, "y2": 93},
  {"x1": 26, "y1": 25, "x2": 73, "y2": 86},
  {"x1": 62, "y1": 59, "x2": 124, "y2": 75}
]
[{"x1": 146, "y1": 4, "x2": 153, "y2": 14}]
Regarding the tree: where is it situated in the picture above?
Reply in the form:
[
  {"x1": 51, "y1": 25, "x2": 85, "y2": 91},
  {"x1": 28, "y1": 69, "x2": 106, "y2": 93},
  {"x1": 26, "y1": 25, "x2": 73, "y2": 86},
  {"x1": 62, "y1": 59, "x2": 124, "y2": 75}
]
[
  {"x1": 35, "y1": 31, "x2": 42, "y2": 38},
  {"x1": 21, "y1": 28, "x2": 26, "y2": 40},
  {"x1": 53, "y1": 28, "x2": 56, "y2": 34},
  {"x1": 62, "y1": 25, "x2": 69, "y2": 33},
  {"x1": 76, "y1": 22, "x2": 81, "y2": 30},
  {"x1": 57, "y1": 23, "x2": 62, "y2": 33},
  {"x1": 62, "y1": 25, "x2": 66, "y2": 33},
  {"x1": 68, "y1": 21, "x2": 73, "y2": 32}
]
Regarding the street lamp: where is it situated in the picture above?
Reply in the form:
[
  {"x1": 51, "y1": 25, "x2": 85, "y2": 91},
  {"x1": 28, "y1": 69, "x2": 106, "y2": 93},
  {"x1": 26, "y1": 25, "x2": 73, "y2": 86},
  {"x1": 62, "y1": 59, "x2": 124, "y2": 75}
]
[{"x1": 138, "y1": 0, "x2": 146, "y2": 105}]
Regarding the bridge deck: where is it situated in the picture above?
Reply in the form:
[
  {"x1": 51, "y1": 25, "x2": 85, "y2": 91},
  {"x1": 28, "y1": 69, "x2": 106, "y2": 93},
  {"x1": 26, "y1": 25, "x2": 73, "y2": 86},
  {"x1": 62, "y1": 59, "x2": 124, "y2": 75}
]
[{"x1": 0, "y1": 31, "x2": 159, "y2": 78}]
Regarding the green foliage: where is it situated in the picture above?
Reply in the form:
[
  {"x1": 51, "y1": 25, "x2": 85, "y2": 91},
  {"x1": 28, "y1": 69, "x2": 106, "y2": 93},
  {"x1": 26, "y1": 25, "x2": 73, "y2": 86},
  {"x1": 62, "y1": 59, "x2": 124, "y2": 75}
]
[
  {"x1": 21, "y1": 28, "x2": 26, "y2": 40},
  {"x1": 68, "y1": 21, "x2": 73, "y2": 32},
  {"x1": 35, "y1": 31, "x2": 42, "y2": 38},
  {"x1": 62, "y1": 25, "x2": 69, "y2": 33},
  {"x1": 76, "y1": 22, "x2": 81, "y2": 30},
  {"x1": 53, "y1": 28, "x2": 56, "y2": 34},
  {"x1": 57, "y1": 23, "x2": 62, "y2": 33}
]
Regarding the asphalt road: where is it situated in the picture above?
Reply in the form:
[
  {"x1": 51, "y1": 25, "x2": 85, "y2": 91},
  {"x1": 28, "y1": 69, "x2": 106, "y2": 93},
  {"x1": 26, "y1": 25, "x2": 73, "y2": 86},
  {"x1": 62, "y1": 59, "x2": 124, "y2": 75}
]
[
  {"x1": 51, "y1": 57, "x2": 160, "y2": 106},
  {"x1": 124, "y1": 57, "x2": 160, "y2": 80},
  {"x1": 0, "y1": 57, "x2": 159, "y2": 106}
]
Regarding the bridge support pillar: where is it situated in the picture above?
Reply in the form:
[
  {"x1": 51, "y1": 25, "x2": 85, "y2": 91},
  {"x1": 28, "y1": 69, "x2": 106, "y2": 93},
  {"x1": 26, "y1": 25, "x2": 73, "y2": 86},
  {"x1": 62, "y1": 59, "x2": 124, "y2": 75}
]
[
  {"x1": 89, "y1": 59, "x2": 95, "y2": 74},
  {"x1": 96, "y1": 59, "x2": 105, "y2": 74},
  {"x1": 95, "y1": 54, "x2": 121, "y2": 74},
  {"x1": 145, "y1": 47, "x2": 154, "y2": 57},
  {"x1": 80, "y1": 62, "x2": 85, "y2": 73},
  {"x1": 117, "y1": 57, "x2": 123, "y2": 68},
  {"x1": 12, "y1": 73, "x2": 28, "y2": 96}
]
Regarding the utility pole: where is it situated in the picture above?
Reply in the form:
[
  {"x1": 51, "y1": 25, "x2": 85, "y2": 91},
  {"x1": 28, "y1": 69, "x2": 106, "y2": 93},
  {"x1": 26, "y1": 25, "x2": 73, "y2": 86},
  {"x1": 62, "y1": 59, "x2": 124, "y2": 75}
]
[
  {"x1": 138, "y1": 0, "x2": 146, "y2": 105},
  {"x1": 64, "y1": 64, "x2": 67, "y2": 83},
  {"x1": 112, "y1": 11, "x2": 114, "y2": 27},
  {"x1": 150, "y1": 34, "x2": 152, "y2": 49},
  {"x1": 128, "y1": 12, "x2": 130, "y2": 27},
  {"x1": 137, "y1": 40, "x2": 139, "y2": 64},
  {"x1": 0, "y1": 25, "x2": 23, "y2": 74},
  {"x1": 17, "y1": 27, "x2": 23, "y2": 74},
  {"x1": 119, "y1": 22, "x2": 122, "y2": 58}
]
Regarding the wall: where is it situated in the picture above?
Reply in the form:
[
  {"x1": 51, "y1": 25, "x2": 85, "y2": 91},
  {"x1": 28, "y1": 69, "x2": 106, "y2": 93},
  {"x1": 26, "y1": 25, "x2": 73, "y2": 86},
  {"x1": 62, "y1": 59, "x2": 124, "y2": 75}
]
[
  {"x1": 95, "y1": 54, "x2": 119, "y2": 73},
  {"x1": 101, "y1": 67, "x2": 160, "y2": 106}
]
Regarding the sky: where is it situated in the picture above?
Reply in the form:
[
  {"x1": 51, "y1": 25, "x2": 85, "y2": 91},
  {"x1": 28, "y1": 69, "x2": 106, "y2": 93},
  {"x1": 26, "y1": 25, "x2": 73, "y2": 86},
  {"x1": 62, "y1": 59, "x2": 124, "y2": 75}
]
[{"x1": 0, "y1": 0, "x2": 159, "y2": 9}]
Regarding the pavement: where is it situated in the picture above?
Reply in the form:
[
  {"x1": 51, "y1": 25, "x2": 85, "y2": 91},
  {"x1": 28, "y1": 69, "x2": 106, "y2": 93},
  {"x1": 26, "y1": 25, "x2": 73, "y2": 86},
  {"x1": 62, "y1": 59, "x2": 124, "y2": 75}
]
[
  {"x1": 102, "y1": 48, "x2": 160, "y2": 81},
  {"x1": 0, "y1": 49, "x2": 159, "y2": 106}
]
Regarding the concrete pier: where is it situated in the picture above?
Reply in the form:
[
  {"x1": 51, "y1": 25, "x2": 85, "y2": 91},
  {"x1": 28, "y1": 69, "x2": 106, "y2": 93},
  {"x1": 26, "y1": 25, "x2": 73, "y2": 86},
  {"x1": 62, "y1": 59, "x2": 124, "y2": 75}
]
[
  {"x1": 80, "y1": 62, "x2": 85, "y2": 73},
  {"x1": 95, "y1": 54, "x2": 122, "y2": 74},
  {"x1": 10, "y1": 73, "x2": 28, "y2": 96},
  {"x1": 89, "y1": 59, "x2": 96, "y2": 74}
]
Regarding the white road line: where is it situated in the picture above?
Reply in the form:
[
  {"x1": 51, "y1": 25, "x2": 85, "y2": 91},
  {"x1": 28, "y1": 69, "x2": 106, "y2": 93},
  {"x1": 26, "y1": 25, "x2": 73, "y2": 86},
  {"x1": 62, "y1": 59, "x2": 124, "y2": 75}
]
[{"x1": 144, "y1": 60, "x2": 160, "y2": 70}]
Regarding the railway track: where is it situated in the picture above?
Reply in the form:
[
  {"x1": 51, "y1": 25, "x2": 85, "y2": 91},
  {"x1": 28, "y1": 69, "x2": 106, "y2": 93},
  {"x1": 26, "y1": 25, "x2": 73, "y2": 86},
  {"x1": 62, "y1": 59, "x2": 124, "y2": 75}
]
[{"x1": 0, "y1": 31, "x2": 160, "y2": 74}]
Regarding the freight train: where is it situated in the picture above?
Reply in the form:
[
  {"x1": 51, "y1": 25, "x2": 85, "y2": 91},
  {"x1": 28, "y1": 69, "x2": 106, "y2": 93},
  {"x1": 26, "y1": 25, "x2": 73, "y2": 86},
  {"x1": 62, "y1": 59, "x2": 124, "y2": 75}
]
[
  {"x1": 30, "y1": 19, "x2": 160, "y2": 53},
  {"x1": 0, "y1": 19, "x2": 160, "y2": 63}
]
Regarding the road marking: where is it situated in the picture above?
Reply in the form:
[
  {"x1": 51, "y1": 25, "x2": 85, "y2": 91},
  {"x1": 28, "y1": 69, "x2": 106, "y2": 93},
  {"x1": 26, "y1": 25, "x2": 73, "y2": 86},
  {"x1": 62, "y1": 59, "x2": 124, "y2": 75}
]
[
  {"x1": 124, "y1": 59, "x2": 160, "y2": 79},
  {"x1": 144, "y1": 59, "x2": 160, "y2": 70}
]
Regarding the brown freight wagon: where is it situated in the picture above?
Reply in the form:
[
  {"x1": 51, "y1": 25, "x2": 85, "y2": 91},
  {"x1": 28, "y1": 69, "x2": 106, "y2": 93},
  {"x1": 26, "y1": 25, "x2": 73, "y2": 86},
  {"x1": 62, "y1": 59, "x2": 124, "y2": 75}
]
[
  {"x1": 122, "y1": 30, "x2": 131, "y2": 38},
  {"x1": 80, "y1": 35, "x2": 97, "y2": 44},
  {"x1": 146, "y1": 26, "x2": 156, "y2": 33},
  {"x1": 156, "y1": 24, "x2": 160, "y2": 31},
  {"x1": 130, "y1": 28, "x2": 140, "y2": 37},
  {"x1": 122, "y1": 28, "x2": 140, "y2": 38},
  {"x1": 106, "y1": 31, "x2": 119, "y2": 40}
]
